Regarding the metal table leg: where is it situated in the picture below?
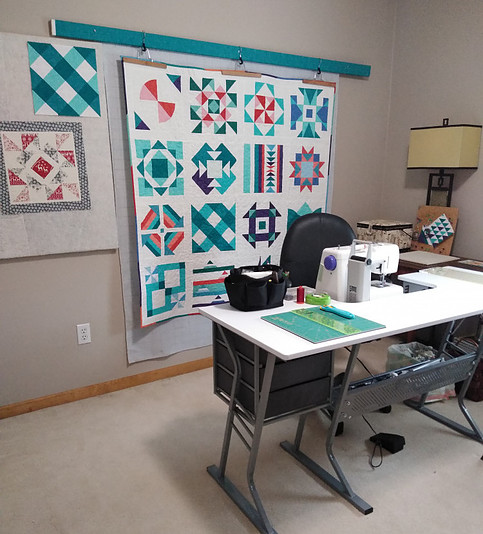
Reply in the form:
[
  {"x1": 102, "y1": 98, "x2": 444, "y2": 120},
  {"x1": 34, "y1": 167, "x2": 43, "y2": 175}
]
[
  {"x1": 405, "y1": 324, "x2": 483, "y2": 443},
  {"x1": 208, "y1": 325, "x2": 279, "y2": 534},
  {"x1": 281, "y1": 343, "x2": 373, "y2": 514}
]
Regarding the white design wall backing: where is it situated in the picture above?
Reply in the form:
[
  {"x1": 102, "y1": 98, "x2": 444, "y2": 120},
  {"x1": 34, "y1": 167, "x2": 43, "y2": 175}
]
[{"x1": 0, "y1": 32, "x2": 118, "y2": 259}]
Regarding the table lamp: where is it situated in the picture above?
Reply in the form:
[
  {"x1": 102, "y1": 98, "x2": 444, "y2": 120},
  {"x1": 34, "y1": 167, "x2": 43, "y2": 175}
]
[{"x1": 407, "y1": 119, "x2": 481, "y2": 206}]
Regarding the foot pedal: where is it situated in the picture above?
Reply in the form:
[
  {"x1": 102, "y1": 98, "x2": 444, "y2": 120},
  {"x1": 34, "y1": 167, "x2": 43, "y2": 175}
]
[{"x1": 369, "y1": 433, "x2": 405, "y2": 453}]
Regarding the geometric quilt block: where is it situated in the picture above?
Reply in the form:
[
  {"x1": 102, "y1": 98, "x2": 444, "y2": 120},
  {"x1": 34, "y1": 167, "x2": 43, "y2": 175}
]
[
  {"x1": 290, "y1": 87, "x2": 329, "y2": 138},
  {"x1": 136, "y1": 77, "x2": 179, "y2": 130},
  {"x1": 144, "y1": 262, "x2": 186, "y2": 318},
  {"x1": 289, "y1": 146, "x2": 325, "y2": 192},
  {"x1": 135, "y1": 139, "x2": 184, "y2": 197},
  {"x1": 245, "y1": 81, "x2": 284, "y2": 136},
  {"x1": 419, "y1": 213, "x2": 455, "y2": 247},
  {"x1": 192, "y1": 261, "x2": 233, "y2": 308},
  {"x1": 27, "y1": 42, "x2": 101, "y2": 117},
  {"x1": 242, "y1": 202, "x2": 281, "y2": 248},
  {"x1": 140, "y1": 79, "x2": 176, "y2": 123},
  {"x1": 140, "y1": 204, "x2": 184, "y2": 257},
  {"x1": 0, "y1": 120, "x2": 90, "y2": 214},
  {"x1": 190, "y1": 77, "x2": 237, "y2": 134},
  {"x1": 191, "y1": 203, "x2": 236, "y2": 253},
  {"x1": 192, "y1": 142, "x2": 236, "y2": 195},
  {"x1": 244, "y1": 143, "x2": 283, "y2": 193}
]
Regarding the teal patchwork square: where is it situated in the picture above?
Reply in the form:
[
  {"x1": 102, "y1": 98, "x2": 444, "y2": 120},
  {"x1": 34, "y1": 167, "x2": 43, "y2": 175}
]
[
  {"x1": 28, "y1": 42, "x2": 101, "y2": 117},
  {"x1": 150, "y1": 158, "x2": 170, "y2": 179}
]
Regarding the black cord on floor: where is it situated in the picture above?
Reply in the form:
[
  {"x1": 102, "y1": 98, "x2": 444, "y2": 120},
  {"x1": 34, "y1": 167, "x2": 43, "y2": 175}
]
[
  {"x1": 362, "y1": 414, "x2": 383, "y2": 468},
  {"x1": 352, "y1": 354, "x2": 386, "y2": 467}
]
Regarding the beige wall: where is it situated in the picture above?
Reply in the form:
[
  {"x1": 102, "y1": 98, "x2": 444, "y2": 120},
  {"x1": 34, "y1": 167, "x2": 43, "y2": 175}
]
[
  {"x1": 383, "y1": 0, "x2": 483, "y2": 259},
  {"x1": 6, "y1": 0, "x2": 481, "y2": 406}
]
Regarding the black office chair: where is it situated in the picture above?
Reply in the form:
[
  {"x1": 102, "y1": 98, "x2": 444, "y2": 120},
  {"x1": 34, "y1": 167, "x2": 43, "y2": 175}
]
[
  {"x1": 280, "y1": 212, "x2": 356, "y2": 288},
  {"x1": 280, "y1": 213, "x2": 356, "y2": 436}
]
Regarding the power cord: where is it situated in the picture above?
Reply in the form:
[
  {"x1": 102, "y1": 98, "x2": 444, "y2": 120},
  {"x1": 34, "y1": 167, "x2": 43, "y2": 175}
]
[
  {"x1": 357, "y1": 357, "x2": 375, "y2": 377},
  {"x1": 340, "y1": 353, "x2": 400, "y2": 466},
  {"x1": 362, "y1": 415, "x2": 383, "y2": 468}
]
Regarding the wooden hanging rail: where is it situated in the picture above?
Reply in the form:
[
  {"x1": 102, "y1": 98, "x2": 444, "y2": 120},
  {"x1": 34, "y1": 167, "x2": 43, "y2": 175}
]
[{"x1": 50, "y1": 20, "x2": 371, "y2": 78}]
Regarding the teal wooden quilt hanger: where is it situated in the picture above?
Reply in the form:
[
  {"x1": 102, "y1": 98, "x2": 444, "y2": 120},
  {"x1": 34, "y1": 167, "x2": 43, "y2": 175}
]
[{"x1": 50, "y1": 19, "x2": 371, "y2": 78}]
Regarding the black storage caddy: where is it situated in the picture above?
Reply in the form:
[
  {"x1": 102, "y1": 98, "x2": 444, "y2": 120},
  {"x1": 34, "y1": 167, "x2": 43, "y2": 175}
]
[{"x1": 224, "y1": 264, "x2": 287, "y2": 311}]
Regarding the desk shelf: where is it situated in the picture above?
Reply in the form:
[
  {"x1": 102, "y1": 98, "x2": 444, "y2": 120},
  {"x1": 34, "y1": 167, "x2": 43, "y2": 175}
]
[{"x1": 340, "y1": 353, "x2": 478, "y2": 419}]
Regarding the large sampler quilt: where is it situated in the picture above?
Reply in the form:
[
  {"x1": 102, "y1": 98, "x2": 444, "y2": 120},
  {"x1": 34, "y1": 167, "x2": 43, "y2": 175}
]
[{"x1": 122, "y1": 58, "x2": 336, "y2": 327}]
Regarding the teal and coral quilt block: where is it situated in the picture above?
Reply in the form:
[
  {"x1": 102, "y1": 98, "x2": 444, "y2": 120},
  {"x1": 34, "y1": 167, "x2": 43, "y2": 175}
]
[
  {"x1": 290, "y1": 146, "x2": 325, "y2": 191},
  {"x1": 190, "y1": 77, "x2": 237, "y2": 134},
  {"x1": 243, "y1": 143, "x2": 284, "y2": 193},
  {"x1": 192, "y1": 261, "x2": 233, "y2": 308},
  {"x1": 244, "y1": 81, "x2": 284, "y2": 136},
  {"x1": 123, "y1": 59, "x2": 336, "y2": 326}
]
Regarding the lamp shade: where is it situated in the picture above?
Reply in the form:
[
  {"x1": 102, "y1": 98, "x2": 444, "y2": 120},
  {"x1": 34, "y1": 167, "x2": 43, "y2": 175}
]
[{"x1": 407, "y1": 124, "x2": 481, "y2": 169}]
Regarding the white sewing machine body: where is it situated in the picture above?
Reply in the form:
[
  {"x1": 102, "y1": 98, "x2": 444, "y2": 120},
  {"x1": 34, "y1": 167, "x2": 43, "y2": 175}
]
[{"x1": 315, "y1": 240, "x2": 400, "y2": 302}]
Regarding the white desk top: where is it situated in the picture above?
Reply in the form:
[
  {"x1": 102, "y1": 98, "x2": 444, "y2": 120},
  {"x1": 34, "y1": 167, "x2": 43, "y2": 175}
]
[{"x1": 199, "y1": 271, "x2": 483, "y2": 361}]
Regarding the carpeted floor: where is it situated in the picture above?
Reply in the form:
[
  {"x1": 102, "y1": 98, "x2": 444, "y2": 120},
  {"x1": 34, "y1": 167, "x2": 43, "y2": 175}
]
[{"x1": 1, "y1": 337, "x2": 482, "y2": 534}]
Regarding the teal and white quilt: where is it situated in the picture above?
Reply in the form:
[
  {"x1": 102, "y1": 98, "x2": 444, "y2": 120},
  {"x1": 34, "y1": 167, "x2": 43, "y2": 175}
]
[{"x1": 122, "y1": 59, "x2": 336, "y2": 326}]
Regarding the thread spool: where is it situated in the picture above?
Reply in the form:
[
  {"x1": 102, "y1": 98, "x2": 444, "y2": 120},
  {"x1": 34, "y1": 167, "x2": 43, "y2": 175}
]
[{"x1": 296, "y1": 286, "x2": 305, "y2": 304}]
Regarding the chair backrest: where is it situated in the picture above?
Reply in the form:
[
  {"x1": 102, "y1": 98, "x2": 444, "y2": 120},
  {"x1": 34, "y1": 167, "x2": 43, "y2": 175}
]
[{"x1": 280, "y1": 213, "x2": 356, "y2": 288}]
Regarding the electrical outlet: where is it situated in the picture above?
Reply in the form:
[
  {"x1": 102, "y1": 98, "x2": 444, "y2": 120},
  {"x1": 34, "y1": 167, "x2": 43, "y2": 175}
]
[{"x1": 76, "y1": 323, "x2": 91, "y2": 345}]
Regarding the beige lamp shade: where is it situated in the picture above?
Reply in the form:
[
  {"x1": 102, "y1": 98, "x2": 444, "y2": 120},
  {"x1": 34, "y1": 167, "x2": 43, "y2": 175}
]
[{"x1": 407, "y1": 124, "x2": 482, "y2": 169}]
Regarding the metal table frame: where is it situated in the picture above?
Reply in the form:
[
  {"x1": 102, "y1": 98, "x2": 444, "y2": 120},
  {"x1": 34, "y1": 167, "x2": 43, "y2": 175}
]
[
  {"x1": 281, "y1": 319, "x2": 482, "y2": 516},
  {"x1": 201, "y1": 272, "x2": 483, "y2": 534}
]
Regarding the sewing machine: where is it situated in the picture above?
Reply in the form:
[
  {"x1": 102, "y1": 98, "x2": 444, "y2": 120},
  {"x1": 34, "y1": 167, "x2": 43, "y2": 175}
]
[{"x1": 315, "y1": 240, "x2": 400, "y2": 302}]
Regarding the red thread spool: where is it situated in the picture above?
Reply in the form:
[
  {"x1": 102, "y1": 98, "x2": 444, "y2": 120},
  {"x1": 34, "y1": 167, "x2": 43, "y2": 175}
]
[{"x1": 297, "y1": 286, "x2": 305, "y2": 304}]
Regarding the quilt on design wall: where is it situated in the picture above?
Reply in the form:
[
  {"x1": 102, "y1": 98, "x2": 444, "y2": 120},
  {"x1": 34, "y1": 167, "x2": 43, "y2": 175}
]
[
  {"x1": 0, "y1": 120, "x2": 90, "y2": 214},
  {"x1": 123, "y1": 59, "x2": 336, "y2": 327},
  {"x1": 27, "y1": 42, "x2": 101, "y2": 117}
]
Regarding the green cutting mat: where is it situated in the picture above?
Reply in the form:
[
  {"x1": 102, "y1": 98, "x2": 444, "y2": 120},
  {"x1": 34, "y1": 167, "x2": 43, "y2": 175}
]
[{"x1": 261, "y1": 306, "x2": 385, "y2": 343}]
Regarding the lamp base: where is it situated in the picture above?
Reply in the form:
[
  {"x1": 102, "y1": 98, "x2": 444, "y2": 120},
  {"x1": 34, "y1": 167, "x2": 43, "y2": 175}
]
[{"x1": 427, "y1": 169, "x2": 454, "y2": 206}]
